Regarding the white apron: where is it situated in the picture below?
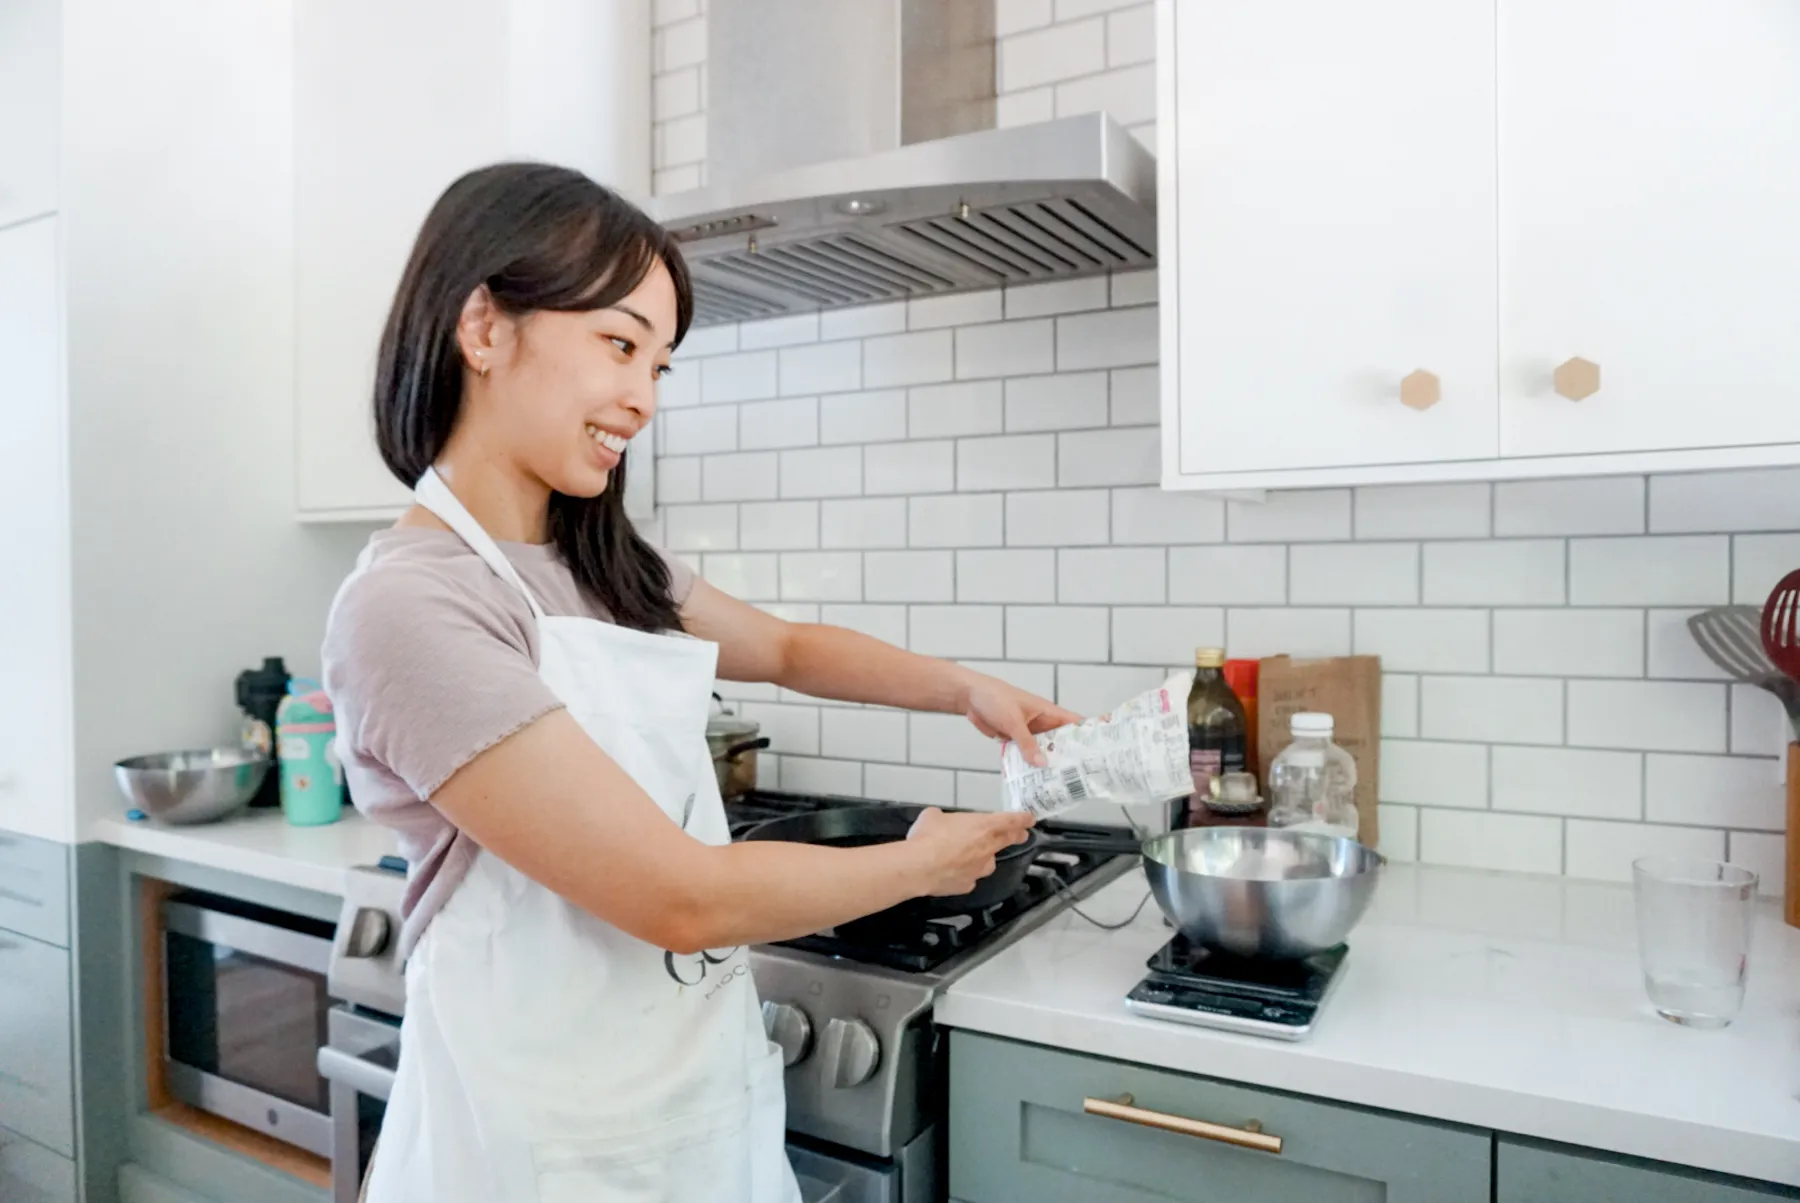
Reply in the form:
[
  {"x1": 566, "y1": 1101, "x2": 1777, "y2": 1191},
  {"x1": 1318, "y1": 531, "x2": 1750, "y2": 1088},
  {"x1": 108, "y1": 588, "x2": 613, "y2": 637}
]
[{"x1": 361, "y1": 468, "x2": 798, "y2": 1203}]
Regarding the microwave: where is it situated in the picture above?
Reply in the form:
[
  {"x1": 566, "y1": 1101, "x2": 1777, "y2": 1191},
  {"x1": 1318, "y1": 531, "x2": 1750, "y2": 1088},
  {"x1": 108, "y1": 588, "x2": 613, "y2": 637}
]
[{"x1": 162, "y1": 891, "x2": 335, "y2": 1156}]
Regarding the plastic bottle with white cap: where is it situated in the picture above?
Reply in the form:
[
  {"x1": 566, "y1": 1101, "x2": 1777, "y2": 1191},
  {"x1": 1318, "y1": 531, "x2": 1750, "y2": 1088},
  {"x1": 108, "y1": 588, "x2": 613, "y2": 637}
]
[{"x1": 1265, "y1": 712, "x2": 1359, "y2": 840}]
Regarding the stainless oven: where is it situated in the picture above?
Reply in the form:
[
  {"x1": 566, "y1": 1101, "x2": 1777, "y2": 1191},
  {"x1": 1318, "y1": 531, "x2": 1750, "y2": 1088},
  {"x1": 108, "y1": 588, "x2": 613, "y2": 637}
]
[
  {"x1": 316, "y1": 1005, "x2": 398, "y2": 1203},
  {"x1": 161, "y1": 891, "x2": 335, "y2": 1156}
]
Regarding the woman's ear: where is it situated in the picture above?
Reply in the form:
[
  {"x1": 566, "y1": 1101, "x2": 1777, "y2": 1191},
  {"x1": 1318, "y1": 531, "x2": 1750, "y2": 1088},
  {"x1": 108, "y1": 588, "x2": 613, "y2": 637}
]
[{"x1": 455, "y1": 285, "x2": 513, "y2": 377}]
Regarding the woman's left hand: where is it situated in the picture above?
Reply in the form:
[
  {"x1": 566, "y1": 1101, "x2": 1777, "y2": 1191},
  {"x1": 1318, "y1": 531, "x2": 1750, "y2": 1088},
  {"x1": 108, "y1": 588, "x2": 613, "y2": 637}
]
[{"x1": 962, "y1": 675, "x2": 1082, "y2": 767}]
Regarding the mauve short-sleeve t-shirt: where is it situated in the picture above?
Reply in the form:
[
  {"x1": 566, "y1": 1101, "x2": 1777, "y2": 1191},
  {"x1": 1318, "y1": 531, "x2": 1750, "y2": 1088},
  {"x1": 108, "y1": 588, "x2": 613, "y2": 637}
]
[{"x1": 321, "y1": 527, "x2": 697, "y2": 957}]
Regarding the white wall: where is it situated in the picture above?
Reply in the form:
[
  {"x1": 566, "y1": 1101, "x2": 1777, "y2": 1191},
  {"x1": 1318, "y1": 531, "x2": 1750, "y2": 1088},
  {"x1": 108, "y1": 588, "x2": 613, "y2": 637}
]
[
  {"x1": 648, "y1": 0, "x2": 1799, "y2": 896},
  {"x1": 62, "y1": 0, "x2": 373, "y2": 834}
]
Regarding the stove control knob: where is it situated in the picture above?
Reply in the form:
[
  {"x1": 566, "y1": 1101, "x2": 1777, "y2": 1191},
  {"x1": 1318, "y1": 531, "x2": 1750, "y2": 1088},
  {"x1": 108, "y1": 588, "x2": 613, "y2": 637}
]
[
  {"x1": 761, "y1": 1001, "x2": 813, "y2": 1067},
  {"x1": 344, "y1": 908, "x2": 392, "y2": 959},
  {"x1": 820, "y1": 1017, "x2": 880, "y2": 1089}
]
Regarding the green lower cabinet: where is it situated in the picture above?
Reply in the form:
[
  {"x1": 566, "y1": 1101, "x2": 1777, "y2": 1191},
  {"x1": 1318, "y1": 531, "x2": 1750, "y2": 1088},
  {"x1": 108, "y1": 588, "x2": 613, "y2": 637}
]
[
  {"x1": 0, "y1": 1127, "x2": 77, "y2": 1203},
  {"x1": 119, "y1": 1163, "x2": 227, "y2": 1203},
  {"x1": 1496, "y1": 1137, "x2": 1800, "y2": 1202},
  {"x1": 949, "y1": 1032, "x2": 1489, "y2": 1203}
]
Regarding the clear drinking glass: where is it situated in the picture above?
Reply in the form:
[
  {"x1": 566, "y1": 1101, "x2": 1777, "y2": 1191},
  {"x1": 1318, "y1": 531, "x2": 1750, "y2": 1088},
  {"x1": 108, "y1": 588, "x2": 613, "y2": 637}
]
[{"x1": 1632, "y1": 857, "x2": 1758, "y2": 1029}]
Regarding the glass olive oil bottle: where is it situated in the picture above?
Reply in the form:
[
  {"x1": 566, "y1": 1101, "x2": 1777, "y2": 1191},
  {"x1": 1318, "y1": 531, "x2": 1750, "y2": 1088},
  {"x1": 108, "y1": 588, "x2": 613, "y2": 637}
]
[{"x1": 1185, "y1": 647, "x2": 1248, "y2": 825}]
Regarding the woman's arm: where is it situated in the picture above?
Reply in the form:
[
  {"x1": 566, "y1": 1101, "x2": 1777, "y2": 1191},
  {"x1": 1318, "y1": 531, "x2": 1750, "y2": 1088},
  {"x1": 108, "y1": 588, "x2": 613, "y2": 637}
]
[
  {"x1": 680, "y1": 579, "x2": 1081, "y2": 754},
  {"x1": 429, "y1": 709, "x2": 1033, "y2": 954}
]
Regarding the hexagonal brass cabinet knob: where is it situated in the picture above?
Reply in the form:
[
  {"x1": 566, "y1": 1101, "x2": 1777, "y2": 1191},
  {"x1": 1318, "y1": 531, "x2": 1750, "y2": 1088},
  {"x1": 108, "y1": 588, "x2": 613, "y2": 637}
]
[
  {"x1": 1399, "y1": 369, "x2": 1441, "y2": 411},
  {"x1": 1554, "y1": 356, "x2": 1601, "y2": 401}
]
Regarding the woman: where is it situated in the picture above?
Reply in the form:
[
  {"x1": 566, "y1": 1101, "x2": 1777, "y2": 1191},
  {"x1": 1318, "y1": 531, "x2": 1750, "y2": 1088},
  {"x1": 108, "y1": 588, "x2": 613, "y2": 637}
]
[{"x1": 321, "y1": 162, "x2": 1074, "y2": 1202}]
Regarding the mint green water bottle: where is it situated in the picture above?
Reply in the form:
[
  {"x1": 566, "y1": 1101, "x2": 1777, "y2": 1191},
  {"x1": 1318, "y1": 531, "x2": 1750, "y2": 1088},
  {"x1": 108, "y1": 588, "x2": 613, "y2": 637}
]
[{"x1": 276, "y1": 680, "x2": 343, "y2": 826}]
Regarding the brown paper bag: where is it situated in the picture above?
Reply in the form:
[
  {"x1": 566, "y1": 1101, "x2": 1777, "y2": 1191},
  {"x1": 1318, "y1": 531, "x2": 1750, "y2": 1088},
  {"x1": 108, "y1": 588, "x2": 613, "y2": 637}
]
[{"x1": 1256, "y1": 655, "x2": 1383, "y2": 848}]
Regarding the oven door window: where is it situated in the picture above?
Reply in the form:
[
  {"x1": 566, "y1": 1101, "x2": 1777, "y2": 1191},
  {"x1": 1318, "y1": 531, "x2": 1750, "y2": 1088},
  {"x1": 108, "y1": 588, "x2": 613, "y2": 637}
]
[{"x1": 166, "y1": 931, "x2": 331, "y2": 1111}]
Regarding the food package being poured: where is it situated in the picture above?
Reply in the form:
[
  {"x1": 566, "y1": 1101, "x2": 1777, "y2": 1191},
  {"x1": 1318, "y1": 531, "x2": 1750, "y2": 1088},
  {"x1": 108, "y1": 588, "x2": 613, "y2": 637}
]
[{"x1": 1001, "y1": 672, "x2": 1194, "y2": 819}]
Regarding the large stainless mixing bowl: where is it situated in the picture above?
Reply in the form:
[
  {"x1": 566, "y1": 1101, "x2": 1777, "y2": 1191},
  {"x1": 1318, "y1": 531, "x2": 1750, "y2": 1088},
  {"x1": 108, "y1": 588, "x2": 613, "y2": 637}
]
[
  {"x1": 1142, "y1": 827, "x2": 1385, "y2": 959},
  {"x1": 114, "y1": 749, "x2": 271, "y2": 825}
]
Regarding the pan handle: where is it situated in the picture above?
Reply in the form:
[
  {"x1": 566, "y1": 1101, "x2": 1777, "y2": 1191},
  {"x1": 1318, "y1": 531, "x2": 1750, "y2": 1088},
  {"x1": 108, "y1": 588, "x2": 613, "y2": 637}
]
[{"x1": 716, "y1": 737, "x2": 771, "y2": 762}]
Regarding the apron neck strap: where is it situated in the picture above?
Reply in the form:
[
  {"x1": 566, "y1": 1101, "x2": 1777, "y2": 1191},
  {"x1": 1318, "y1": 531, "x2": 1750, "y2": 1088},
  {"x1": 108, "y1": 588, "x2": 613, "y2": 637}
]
[{"x1": 414, "y1": 467, "x2": 548, "y2": 620}]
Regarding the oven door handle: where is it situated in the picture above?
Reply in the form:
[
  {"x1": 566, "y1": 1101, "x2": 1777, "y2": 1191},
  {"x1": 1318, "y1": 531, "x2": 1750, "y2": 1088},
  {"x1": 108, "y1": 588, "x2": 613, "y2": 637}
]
[{"x1": 317, "y1": 1045, "x2": 397, "y2": 1102}]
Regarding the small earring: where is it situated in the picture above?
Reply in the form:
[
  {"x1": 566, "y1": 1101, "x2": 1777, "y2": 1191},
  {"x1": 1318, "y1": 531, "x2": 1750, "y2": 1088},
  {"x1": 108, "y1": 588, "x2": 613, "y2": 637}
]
[{"x1": 474, "y1": 351, "x2": 489, "y2": 377}]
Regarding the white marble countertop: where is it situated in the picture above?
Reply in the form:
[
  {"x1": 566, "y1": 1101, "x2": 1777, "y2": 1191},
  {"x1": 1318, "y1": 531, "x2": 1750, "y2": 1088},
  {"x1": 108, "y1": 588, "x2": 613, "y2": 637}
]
[
  {"x1": 90, "y1": 808, "x2": 397, "y2": 895},
  {"x1": 936, "y1": 863, "x2": 1800, "y2": 1187}
]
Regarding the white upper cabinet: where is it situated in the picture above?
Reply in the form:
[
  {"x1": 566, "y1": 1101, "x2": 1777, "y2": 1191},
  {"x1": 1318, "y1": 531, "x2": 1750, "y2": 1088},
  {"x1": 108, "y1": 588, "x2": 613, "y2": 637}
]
[
  {"x1": 1164, "y1": 0, "x2": 1499, "y2": 478},
  {"x1": 295, "y1": 0, "x2": 651, "y2": 519},
  {"x1": 0, "y1": 0, "x2": 60, "y2": 230},
  {"x1": 1497, "y1": 0, "x2": 1800, "y2": 459},
  {"x1": 1159, "y1": 0, "x2": 1800, "y2": 489}
]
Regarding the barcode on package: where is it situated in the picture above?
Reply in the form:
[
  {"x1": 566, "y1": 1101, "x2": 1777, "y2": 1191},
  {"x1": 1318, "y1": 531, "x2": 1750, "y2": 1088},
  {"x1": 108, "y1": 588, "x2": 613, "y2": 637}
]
[{"x1": 1060, "y1": 767, "x2": 1088, "y2": 801}]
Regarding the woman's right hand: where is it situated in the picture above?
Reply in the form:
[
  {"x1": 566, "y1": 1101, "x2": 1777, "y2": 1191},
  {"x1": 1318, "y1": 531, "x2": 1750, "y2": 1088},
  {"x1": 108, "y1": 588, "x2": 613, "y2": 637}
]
[{"x1": 905, "y1": 807, "x2": 1037, "y2": 896}]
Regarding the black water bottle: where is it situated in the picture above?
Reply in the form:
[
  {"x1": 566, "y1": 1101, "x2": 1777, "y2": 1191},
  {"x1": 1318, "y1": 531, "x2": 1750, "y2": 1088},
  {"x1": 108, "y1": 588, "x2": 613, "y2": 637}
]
[{"x1": 235, "y1": 657, "x2": 289, "y2": 808}]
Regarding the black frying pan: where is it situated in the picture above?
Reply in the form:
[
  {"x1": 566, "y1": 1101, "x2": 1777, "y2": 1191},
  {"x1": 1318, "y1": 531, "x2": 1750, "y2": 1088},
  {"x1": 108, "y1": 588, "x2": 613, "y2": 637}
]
[{"x1": 740, "y1": 805, "x2": 1140, "y2": 920}]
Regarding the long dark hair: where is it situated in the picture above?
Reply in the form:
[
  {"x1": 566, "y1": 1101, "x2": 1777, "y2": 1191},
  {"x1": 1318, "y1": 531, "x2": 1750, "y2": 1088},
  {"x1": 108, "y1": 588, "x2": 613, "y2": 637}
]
[{"x1": 374, "y1": 162, "x2": 693, "y2": 632}]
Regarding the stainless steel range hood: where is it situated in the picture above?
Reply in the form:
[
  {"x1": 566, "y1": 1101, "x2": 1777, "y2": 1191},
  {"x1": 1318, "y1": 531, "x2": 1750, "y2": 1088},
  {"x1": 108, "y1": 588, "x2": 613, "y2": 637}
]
[{"x1": 644, "y1": 1, "x2": 1157, "y2": 328}]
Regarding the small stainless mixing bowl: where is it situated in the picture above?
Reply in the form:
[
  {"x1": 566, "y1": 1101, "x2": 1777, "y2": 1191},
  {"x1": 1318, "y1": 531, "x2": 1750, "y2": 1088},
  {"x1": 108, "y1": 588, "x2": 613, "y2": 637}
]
[
  {"x1": 1142, "y1": 827, "x2": 1385, "y2": 959},
  {"x1": 114, "y1": 749, "x2": 271, "y2": 825}
]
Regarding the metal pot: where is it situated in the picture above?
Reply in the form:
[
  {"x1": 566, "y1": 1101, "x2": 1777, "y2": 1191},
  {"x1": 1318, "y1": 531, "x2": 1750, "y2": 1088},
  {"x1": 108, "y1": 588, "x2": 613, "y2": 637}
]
[{"x1": 707, "y1": 709, "x2": 769, "y2": 801}]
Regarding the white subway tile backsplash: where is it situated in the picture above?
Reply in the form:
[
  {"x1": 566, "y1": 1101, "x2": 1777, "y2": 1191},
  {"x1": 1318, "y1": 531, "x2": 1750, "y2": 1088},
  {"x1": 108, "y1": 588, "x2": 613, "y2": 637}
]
[
  {"x1": 1377, "y1": 805, "x2": 1419, "y2": 861},
  {"x1": 1059, "y1": 547, "x2": 1166, "y2": 604},
  {"x1": 1058, "y1": 427, "x2": 1159, "y2": 487},
  {"x1": 661, "y1": 406, "x2": 737, "y2": 455},
  {"x1": 654, "y1": 15, "x2": 706, "y2": 70},
  {"x1": 910, "y1": 494, "x2": 1003, "y2": 548},
  {"x1": 910, "y1": 606, "x2": 1005, "y2": 658},
  {"x1": 996, "y1": 0, "x2": 1054, "y2": 37},
  {"x1": 910, "y1": 381, "x2": 1005, "y2": 439},
  {"x1": 910, "y1": 712, "x2": 1003, "y2": 771},
  {"x1": 1491, "y1": 746, "x2": 1642, "y2": 819},
  {"x1": 1419, "y1": 810, "x2": 1562, "y2": 875},
  {"x1": 1354, "y1": 483, "x2": 1491, "y2": 540},
  {"x1": 864, "y1": 551, "x2": 955, "y2": 602},
  {"x1": 738, "y1": 397, "x2": 819, "y2": 450},
  {"x1": 1005, "y1": 373, "x2": 1109, "y2": 432},
  {"x1": 1567, "y1": 680, "x2": 1727, "y2": 754},
  {"x1": 820, "y1": 390, "x2": 908, "y2": 445},
  {"x1": 1729, "y1": 831, "x2": 1786, "y2": 898},
  {"x1": 910, "y1": 290, "x2": 1003, "y2": 331},
  {"x1": 1057, "y1": 664, "x2": 1165, "y2": 715},
  {"x1": 701, "y1": 351, "x2": 778, "y2": 403},
  {"x1": 1729, "y1": 684, "x2": 1793, "y2": 758},
  {"x1": 1115, "y1": 487, "x2": 1225, "y2": 545},
  {"x1": 958, "y1": 550, "x2": 1058, "y2": 602},
  {"x1": 1055, "y1": 63, "x2": 1156, "y2": 125},
  {"x1": 1006, "y1": 278, "x2": 1109, "y2": 320},
  {"x1": 1107, "y1": 4, "x2": 1155, "y2": 65},
  {"x1": 956, "y1": 320, "x2": 1056, "y2": 379},
  {"x1": 1569, "y1": 535, "x2": 1729, "y2": 606},
  {"x1": 664, "y1": 503, "x2": 737, "y2": 551},
  {"x1": 657, "y1": 114, "x2": 706, "y2": 169},
  {"x1": 1646, "y1": 753, "x2": 1786, "y2": 830},
  {"x1": 1379, "y1": 741, "x2": 1488, "y2": 808},
  {"x1": 1008, "y1": 606, "x2": 1111, "y2": 662},
  {"x1": 1732, "y1": 533, "x2": 1800, "y2": 604},
  {"x1": 779, "y1": 552, "x2": 861, "y2": 602},
  {"x1": 779, "y1": 447, "x2": 862, "y2": 499},
  {"x1": 1382, "y1": 674, "x2": 1420, "y2": 738},
  {"x1": 678, "y1": 324, "x2": 738, "y2": 359},
  {"x1": 821, "y1": 302, "x2": 906, "y2": 341},
  {"x1": 652, "y1": 0, "x2": 699, "y2": 28},
  {"x1": 652, "y1": 165, "x2": 701, "y2": 197},
  {"x1": 702, "y1": 553, "x2": 778, "y2": 599},
  {"x1": 1649, "y1": 468, "x2": 1800, "y2": 533},
  {"x1": 778, "y1": 341, "x2": 860, "y2": 397},
  {"x1": 820, "y1": 499, "x2": 907, "y2": 549},
  {"x1": 1054, "y1": 0, "x2": 1147, "y2": 18},
  {"x1": 1008, "y1": 489, "x2": 1111, "y2": 546},
  {"x1": 821, "y1": 709, "x2": 908, "y2": 764},
  {"x1": 865, "y1": 330, "x2": 954, "y2": 388},
  {"x1": 1226, "y1": 608, "x2": 1353, "y2": 659},
  {"x1": 864, "y1": 763, "x2": 956, "y2": 805},
  {"x1": 1168, "y1": 545, "x2": 1286, "y2": 605},
  {"x1": 961, "y1": 660, "x2": 1059, "y2": 697},
  {"x1": 1111, "y1": 607, "x2": 1223, "y2": 666},
  {"x1": 780, "y1": 757, "x2": 863, "y2": 796},
  {"x1": 703, "y1": 452, "x2": 779, "y2": 501},
  {"x1": 957, "y1": 771, "x2": 1007, "y2": 811},
  {"x1": 739, "y1": 313, "x2": 820, "y2": 350},
  {"x1": 1492, "y1": 609, "x2": 1644, "y2": 678},
  {"x1": 762, "y1": 603, "x2": 820, "y2": 624},
  {"x1": 1056, "y1": 306, "x2": 1158, "y2": 370},
  {"x1": 1494, "y1": 477, "x2": 1645, "y2": 537},
  {"x1": 1227, "y1": 490, "x2": 1352, "y2": 543},
  {"x1": 820, "y1": 604, "x2": 908, "y2": 646},
  {"x1": 657, "y1": 362, "x2": 702, "y2": 408},
  {"x1": 1354, "y1": 609, "x2": 1488, "y2": 673},
  {"x1": 1565, "y1": 820, "x2": 1725, "y2": 884},
  {"x1": 1423, "y1": 540, "x2": 1564, "y2": 605},
  {"x1": 655, "y1": 456, "x2": 701, "y2": 504},
  {"x1": 1109, "y1": 366, "x2": 1159, "y2": 426},
  {"x1": 1110, "y1": 270, "x2": 1157, "y2": 308},
  {"x1": 958, "y1": 434, "x2": 1058, "y2": 491},
  {"x1": 739, "y1": 501, "x2": 818, "y2": 551},
  {"x1": 1646, "y1": 609, "x2": 1734, "y2": 681},
  {"x1": 865, "y1": 440, "x2": 955, "y2": 495},
  {"x1": 1290, "y1": 543, "x2": 1419, "y2": 605},
  {"x1": 1420, "y1": 676, "x2": 1564, "y2": 745},
  {"x1": 1000, "y1": 16, "x2": 1106, "y2": 90},
  {"x1": 996, "y1": 86, "x2": 1056, "y2": 128}
]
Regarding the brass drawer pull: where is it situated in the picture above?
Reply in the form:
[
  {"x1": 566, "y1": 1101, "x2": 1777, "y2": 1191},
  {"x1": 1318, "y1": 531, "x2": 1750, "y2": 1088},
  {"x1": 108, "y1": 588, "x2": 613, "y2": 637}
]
[{"x1": 1083, "y1": 1093, "x2": 1283, "y2": 1154}]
